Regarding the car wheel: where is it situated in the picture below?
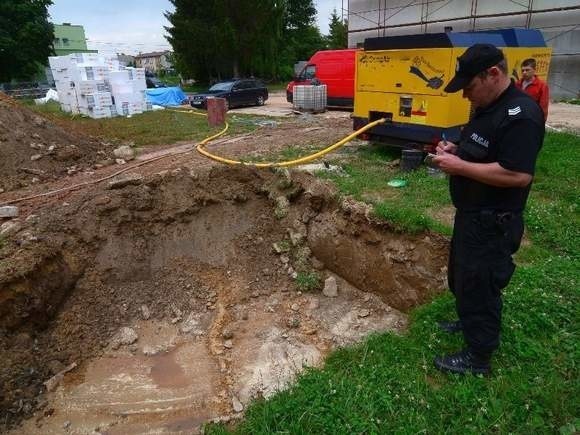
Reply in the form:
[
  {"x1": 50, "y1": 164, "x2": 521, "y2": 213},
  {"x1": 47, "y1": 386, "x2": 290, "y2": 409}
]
[{"x1": 256, "y1": 95, "x2": 265, "y2": 106}]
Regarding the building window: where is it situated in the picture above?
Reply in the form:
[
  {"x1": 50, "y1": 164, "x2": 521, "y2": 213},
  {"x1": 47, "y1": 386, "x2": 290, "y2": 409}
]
[{"x1": 63, "y1": 38, "x2": 69, "y2": 46}]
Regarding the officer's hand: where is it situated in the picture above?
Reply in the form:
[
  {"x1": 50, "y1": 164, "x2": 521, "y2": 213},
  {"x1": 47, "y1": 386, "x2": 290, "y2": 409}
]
[
  {"x1": 433, "y1": 152, "x2": 465, "y2": 175},
  {"x1": 436, "y1": 140, "x2": 458, "y2": 155}
]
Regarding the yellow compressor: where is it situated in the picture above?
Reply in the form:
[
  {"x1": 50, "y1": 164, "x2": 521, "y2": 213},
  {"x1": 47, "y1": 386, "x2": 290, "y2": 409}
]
[{"x1": 353, "y1": 29, "x2": 551, "y2": 150}]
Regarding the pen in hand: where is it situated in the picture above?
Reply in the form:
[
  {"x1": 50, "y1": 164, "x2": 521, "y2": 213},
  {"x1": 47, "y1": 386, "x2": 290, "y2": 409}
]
[{"x1": 440, "y1": 133, "x2": 448, "y2": 154}]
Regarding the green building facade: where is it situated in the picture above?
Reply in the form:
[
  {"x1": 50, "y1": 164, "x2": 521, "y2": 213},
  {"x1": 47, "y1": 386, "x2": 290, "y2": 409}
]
[{"x1": 53, "y1": 23, "x2": 97, "y2": 56}]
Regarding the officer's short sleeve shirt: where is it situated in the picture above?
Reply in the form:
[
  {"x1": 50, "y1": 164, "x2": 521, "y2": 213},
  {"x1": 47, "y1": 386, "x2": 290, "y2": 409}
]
[{"x1": 450, "y1": 83, "x2": 545, "y2": 212}]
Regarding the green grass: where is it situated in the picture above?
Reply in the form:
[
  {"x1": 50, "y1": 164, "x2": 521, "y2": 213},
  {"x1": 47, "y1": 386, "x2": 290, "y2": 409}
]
[
  {"x1": 239, "y1": 142, "x2": 322, "y2": 165},
  {"x1": 207, "y1": 131, "x2": 580, "y2": 434},
  {"x1": 295, "y1": 271, "x2": 322, "y2": 292},
  {"x1": 318, "y1": 143, "x2": 452, "y2": 234},
  {"x1": 27, "y1": 101, "x2": 258, "y2": 147},
  {"x1": 280, "y1": 145, "x2": 311, "y2": 160},
  {"x1": 524, "y1": 132, "x2": 580, "y2": 259}
]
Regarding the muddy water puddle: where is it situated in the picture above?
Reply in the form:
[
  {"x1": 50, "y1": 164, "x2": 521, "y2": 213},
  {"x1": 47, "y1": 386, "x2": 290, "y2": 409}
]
[
  {"x1": 14, "y1": 321, "x2": 218, "y2": 434},
  {"x1": 150, "y1": 348, "x2": 189, "y2": 389},
  {"x1": 12, "y1": 276, "x2": 409, "y2": 435}
]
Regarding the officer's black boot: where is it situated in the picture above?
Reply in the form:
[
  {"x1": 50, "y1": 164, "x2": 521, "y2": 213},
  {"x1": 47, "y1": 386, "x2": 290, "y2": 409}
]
[
  {"x1": 433, "y1": 348, "x2": 491, "y2": 375},
  {"x1": 437, "y1": 320, "x2": 463, "y2": 333}
]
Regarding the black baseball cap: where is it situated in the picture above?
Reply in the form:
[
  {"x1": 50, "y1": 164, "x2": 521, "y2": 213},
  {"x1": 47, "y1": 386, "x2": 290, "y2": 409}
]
[{"x1": 444, "y1": 44, "x2": 505, "y2": 93}]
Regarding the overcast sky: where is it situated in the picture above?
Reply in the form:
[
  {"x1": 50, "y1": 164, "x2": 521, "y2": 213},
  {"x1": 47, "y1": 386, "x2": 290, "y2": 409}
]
[{"x1": 48, "y1": 0, "x2": 345, "y2": 56}]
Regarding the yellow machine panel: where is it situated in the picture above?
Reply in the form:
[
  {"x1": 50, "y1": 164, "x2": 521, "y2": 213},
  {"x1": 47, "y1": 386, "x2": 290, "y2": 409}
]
[
  {"x1": 353, "y1": 29, "x2": 551, "y2": 147},
  {"x1": 354, "y1": 46, "x2": 552, "y2": 130},
  {"x1": 355, "y1": 48, "x2": 470, "y2": 128},
  {"x1": 357, "y1": 49, "x2": 452, "y2": 96}
]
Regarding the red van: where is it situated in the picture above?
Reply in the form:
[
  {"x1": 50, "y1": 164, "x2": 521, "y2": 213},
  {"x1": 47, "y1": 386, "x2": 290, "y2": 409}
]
[{"x1": 286, "y1": 49, "x2": 357, "y2": 108}]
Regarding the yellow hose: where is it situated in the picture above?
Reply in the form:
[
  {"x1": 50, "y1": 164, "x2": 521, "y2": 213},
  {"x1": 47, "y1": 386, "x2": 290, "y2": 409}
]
[{"x1": 170, "y1": 108, "x2": 386, "y2": 168}]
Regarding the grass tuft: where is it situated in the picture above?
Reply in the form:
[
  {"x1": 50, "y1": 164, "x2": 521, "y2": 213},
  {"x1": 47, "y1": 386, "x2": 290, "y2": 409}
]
[{"x1": 295, "y1": 271, "x2": 322, "y2": 292}]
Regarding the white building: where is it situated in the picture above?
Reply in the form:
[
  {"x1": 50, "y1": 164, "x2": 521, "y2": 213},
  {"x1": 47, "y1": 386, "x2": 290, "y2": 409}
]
[
  {"x1": 134, "y1": 51, "x2": 173, "y2": 74},
  {"x1": 347, "y1": 0, "x2": 580, "y2": 99}
]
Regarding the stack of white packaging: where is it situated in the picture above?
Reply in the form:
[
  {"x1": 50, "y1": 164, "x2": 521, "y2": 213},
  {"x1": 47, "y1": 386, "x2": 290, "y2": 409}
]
[
  {"x1": 48, "y1": 53, "x2": 149, "y2": 119},
  {"x1": 49, "y1": 55, "x2": 80, "y2": 114},
  {"x1": 108, "y1": 69, "x2": 149, "y2": 115}
]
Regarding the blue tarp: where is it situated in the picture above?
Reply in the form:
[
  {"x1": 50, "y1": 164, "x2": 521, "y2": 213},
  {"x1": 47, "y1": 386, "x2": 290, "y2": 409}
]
[{"x1": 145, "y1": 86, "x2": 188, "y2": 107}]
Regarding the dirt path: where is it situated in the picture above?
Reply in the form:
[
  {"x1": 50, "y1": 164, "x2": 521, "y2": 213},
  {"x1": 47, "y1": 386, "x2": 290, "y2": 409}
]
[
  {"x1": 0, "y1": 115, "x2": 352, "y2": 212},
  {"x1": 547, "y1": 102, "x2": 580, "y2": 133},
  {"x1": 229, "y1": 90, "x2": 351, "y2": 119}
]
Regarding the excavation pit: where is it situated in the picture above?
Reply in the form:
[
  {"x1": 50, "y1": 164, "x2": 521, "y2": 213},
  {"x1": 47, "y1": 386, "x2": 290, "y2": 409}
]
[{"x1": 0, "y1": 166, "x2": 447, "y2": 433}]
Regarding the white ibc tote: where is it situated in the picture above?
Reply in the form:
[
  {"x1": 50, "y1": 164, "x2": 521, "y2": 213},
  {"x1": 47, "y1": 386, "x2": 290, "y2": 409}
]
[{"x1": 293, "y1": 85, "x2": 327, "y2": 113}]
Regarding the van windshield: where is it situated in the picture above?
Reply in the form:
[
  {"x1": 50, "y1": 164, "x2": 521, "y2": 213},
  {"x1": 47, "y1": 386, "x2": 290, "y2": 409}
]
[{"x1": 300, "y1": 65, "x2": 316, "y2": 80}]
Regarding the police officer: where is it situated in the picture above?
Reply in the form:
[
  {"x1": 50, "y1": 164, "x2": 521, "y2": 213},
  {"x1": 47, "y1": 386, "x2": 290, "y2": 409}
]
[{"x1": 432, "y1": 44, "x2": 545, "y2": 375}]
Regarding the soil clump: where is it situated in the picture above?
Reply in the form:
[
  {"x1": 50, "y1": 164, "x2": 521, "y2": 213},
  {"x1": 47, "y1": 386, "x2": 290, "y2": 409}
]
[{"x1": 0, "y1": 93, "x2": 117, "y2": 192}]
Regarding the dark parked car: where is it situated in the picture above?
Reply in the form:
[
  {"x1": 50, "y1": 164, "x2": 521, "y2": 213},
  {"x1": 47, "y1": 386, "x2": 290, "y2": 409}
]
[
  {"x1": 190, "y1": 79, "x2": 268, "y2": 110},
  {"x1": 146, "y1": 76, "x2": 167, "y2": 88}
]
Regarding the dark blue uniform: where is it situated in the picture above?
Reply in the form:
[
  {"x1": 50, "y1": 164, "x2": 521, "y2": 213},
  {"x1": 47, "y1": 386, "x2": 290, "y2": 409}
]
[{"x1": 448, "y1": 82, "x2": 545, "y2": 355}]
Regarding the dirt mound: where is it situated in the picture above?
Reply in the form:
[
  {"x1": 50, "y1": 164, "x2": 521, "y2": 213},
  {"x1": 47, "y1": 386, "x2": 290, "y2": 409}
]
[
  {"x1": 0, "y1": 93, "x2": 116, "y2": 192},
  {"x1": 0, "y1": 166, "x2": 447, "y2": 432}
]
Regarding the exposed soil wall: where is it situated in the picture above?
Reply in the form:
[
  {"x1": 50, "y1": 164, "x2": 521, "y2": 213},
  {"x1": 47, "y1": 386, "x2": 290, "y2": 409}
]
[{"x1": 0, "y1": 166, "x2": 447, "y2": 431}]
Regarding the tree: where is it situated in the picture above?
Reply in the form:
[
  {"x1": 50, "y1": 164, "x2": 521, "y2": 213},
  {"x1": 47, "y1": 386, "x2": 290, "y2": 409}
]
[
  {"x1": 0, "y1": 0, "x2": 54, "y2": 82},
  {"x1": 165, "y1": 0, "x2": 324, "y2": 82},
  {"x1": 164, "y1": 0, "x2": 222, "y2": 81},
  {"x1": 220, "y1": 0, "x2": 282, "y2": 78},
  {"x1": 166, "y1": 0, "x2": 279, "y2": 81},
  {"x1": 326, "y1": 8, "x2": 348, "y2": 49},
  {"x1": 283, "y1": 0, "x2": 316, "y2": 31},
  {"x1": 277, "y1": 0, "x2": 325, "y2": 77}
]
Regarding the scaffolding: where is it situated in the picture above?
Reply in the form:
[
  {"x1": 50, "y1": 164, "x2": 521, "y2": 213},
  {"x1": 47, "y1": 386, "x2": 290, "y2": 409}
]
[
  {"x1": 346, "y1": 0, "x2": 580, "y2": 98},
  {"x1": 347, "y1": 0, "x2": 580, "y2": 37}
]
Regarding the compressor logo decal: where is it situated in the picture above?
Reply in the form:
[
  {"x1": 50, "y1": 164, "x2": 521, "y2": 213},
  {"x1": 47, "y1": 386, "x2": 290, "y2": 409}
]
[
  {"x1": 409, "y1": 66, "x2": 444, "y2": 89},
  {"x1": 409, "y1": 56, "x2": 444, "y2": 89},
  {"x1": 359, "y1": 54, "x2": 391, "y2": 64},
  {"x1": 359, "y1": 54, "x2": 391, "y2": 70}
]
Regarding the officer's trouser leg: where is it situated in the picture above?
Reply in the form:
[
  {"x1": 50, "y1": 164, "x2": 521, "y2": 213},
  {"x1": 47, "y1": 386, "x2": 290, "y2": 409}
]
[{"x1": 449, "y1": 211, "x2": 523, "y2": 355}]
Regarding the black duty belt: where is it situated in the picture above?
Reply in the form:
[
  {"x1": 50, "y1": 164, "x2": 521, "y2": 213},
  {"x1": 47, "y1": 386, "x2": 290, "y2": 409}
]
[{"x1": 458, "y1": 209, "x2": 521, "y2": 224}]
